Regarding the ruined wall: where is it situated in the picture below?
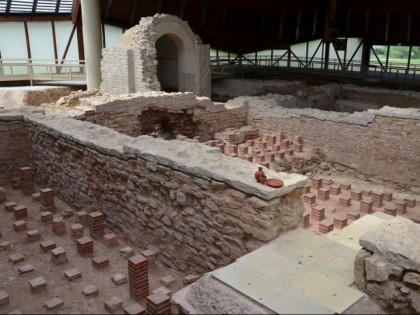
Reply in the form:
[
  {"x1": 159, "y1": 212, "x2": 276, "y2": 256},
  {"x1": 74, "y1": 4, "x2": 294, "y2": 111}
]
[
  {"x1": 76, "y1": 92, "x2": 248, "y2": 140},
  {"x1": 241, "y1": 96, "x2": 420, "y2": 191},
  {"x1": 0, "y1": 114, "x2": 31, "y2": 185},
  {"x1": 101, "y1": 14, "x2": 211, "y2": 97},
  {"x1": 0, "y1": 86, "x2": 73, "y2": 107},
  {"x1": 23, "y1": 114, "x2": 306, "y2": 273},
  {"x1": 354, "y1": 217, "x2": 420, "y2": 313}
]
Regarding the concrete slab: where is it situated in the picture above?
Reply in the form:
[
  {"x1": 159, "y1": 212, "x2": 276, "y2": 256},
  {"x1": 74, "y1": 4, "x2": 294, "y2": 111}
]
[
  {"x1": 288, "y1": 271, "x2": 364, "y2": 314},
  {"x1": 265, "y1": 288, "x2": 335, "y2": 314},
  {"x1": 211, "y1": 262, "x2": 287, "y2": 304}
]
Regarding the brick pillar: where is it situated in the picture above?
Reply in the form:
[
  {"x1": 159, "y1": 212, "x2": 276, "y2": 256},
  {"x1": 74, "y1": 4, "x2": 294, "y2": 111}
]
[
  {"x1": 19, "y1": 167, "x2": 33, "y2": 195},
  {"x1": 128, "y1": 254, "x2": 149, "y2": 300},
  {"x1": 87, "y1": 211, "x2": 105, "y2": 239}
]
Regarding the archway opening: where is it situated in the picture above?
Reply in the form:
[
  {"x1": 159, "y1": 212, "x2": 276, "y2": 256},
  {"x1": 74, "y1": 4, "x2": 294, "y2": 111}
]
[{"x1": 156, "y1": 34, "x2": 178, "y2": 92}]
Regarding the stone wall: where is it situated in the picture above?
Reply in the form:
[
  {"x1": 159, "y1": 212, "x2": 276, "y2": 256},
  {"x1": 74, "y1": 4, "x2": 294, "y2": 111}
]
[
  {"x1": 240, "y1": 96, "x2": 420, "y2": 191},
  {"x1": 101, "y1": 14, "x2": 211, "y2": 97},
  {"x1": 0, "y1": 86, "x2": 73, "y2": 107},
  {"x1": 0, "y1": 114, "x2": 32, "y2": 185},
  {"x1": 354, "y1": 217, "x2": 420, "y2": 313},
  {"x1": 22, "y1": 113, "x2": 306, "y2": 273},
  {"x1": 76, "y1": 92, "x2": 248, "y2": 140}
]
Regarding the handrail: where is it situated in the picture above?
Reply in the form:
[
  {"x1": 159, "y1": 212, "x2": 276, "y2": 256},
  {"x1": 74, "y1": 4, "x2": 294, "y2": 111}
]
[{"x1": 0, "y1": 58, "x2": 86, "y2": 83}]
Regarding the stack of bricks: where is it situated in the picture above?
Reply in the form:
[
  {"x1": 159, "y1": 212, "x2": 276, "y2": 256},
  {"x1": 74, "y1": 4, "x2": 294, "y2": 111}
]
[
  {"x1": 347, "y1": 210, "x2": 361, "y2": 221},
  {"x1": 362, "y1": 189, "x2": 372, "y2": 197},
  {"x1": 340, "y1": 183, "x2": 351, "y2": 191},
  {"x1": 350, "y1": 190, "x2": 363, "y2": 201},
  {"x1": 224, "y1": 144, "x2": 238, "y2": 157},
  {"x1": 317, "y1": 187, "x2": 330, "y2": 201},
  {"x1": 75, "y1": 211, "x2": 87, "y2": 225},
  {"x1": 394, "y1": 199, "x2": 407, "y2": 215},
  {"x1": 404, "y1": 197, "x2": 416, "y2": 208},
  {"x1": 52, "y1": 217, "x2": 66, "y2": 235},
  {"x1": 303, "y1": 193, "x2": 316, "y2": 205},
  {"x1": 383, "y1": 191, "x2": 393, "y2": 202},
  {"x1": 70, "y1": 224, "x2": 84, "y2": 239},
  {"x1": 384, "y1": 205, "x2": 397, "y2": 217},
  {"x1": 237, "y1": 144, "x2": 248, "y2": 158},
  {"x1": 19, "y1": 167, "x2": 33, "y2": 195},
  {"x1": 338, "y1": 195, "x2": 351, "y2": 207},
  {"x1": 40, "y1": 188, "x2": 56, "y2": 212},
  {"x1": 319, "y1": 219, "x2": 334, "y2": 234},
  {"x1": 128, "y1": 254, "x2": 149, "y2": 300},
  {"x1": 146, "y1": 292, "x2": 171, "y2": 315},
  {"x1": 311, "y1": 205, "x2": 325, "y2": 221},
  {"x1": 104, "y1": 233, "x2": 118, "y2": 247},
  {"x1": 13, "y1": 205, "x2": 28, "y2": 219},
  {"x1": 334, "y1": 215, "x2": 348, "y2": 229},
  {"x1": 76, "y1": 236, "x2": 93, "y2": 256},
  {"x1": 300, "y1": 213, "x2": 310, "y2": 228},
  {"x1": 371, "y1": 191, "x2": 384, "y2": 207},
  {"x1": 40, "y1": 211, "x2": 53, "y2": 223},
  {"x1": 360, "y1": 199, "x2": 373, "y2": 214},
  {"x1": 329, "y1": 185, "x2": 341, "y2": 195},
  {"x1": 4, "y1": 201, "x2": 16, "y2": 212},
  {"x1": 303, "y1": 185, "x2": 311, "y2": 194},
  {"x1": 87, "y1": 212, "x2": 105, "y2": 239},
  {"x1": 92, "y1": 256, "x2": 109, "y2": 269},
  {"x1": 13, "y1": 220, "x2": 27, "y2": 232},
  {"x1": 40, "y1": 240, "x2": 56, "y2": 253}
]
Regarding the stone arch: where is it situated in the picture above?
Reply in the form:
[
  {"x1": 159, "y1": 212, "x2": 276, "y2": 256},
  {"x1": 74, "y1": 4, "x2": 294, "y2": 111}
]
[{"x1": 100, "y1": 14, "x2": 211, "y2": 96}]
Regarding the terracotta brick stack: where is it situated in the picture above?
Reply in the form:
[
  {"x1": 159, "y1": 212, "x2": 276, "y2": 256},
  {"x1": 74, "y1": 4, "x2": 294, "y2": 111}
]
[
  {"x1": 19, "y1": 167, "x2": 33, "y2": 195},
  {"x1": 303, "y1": 193, "x2": 316, "y2": 205},
  {"x1": 146, "y1": 292, "x2": 171, "y2": 315},
  {"x1": 224, "y1": 144, "x2": 238, "y2": 157},
  {"x1": 52, "y1": 217, "x2": 66, "y2": 235},
  {"x1": 286, "y1": 148, "x2": 294, "y2": 156},
  {"x1": 4, "y1": 201, "x2": 16, "y2": 212},
  {"x1": 347, "y1": 210, "x2": 361, "y2": 221},
  {"x1": 76, "y1": 236, "x2": 93, "y2": 256},
  {"x1": 360, "y1": 199, "x2": 373, "y2": 214},
  {"x1": 237, "y1": 144, "x2": 248, "y2": 158},
  {"x1": 40, "y1": 188, "x2": 56, "y2": 212},
  {"x1": 13, "y1": 205, "x2": 28, "y2": 219},
  {"x1": 265, "y1": 152, "x2": 275, "y2": 163},
  {"x1": 303, "y1": 185, "x2": 311, "y2": 194},
  {"x1": 75, "y1": 211, "x2": 87, "y2": 225},
  {"x1": 294, "y1": 143, "x2": 303, "y2": 152},
  {"x1": 87, "y1": 212, "x2": 105, "y2": 239},
  {"x1": 383, "y1": 191, "x2": 393, "y2": 202},
  {"x1": 384, "y1": 205, "x2": 397, "y2": 217},
  {"x1": 329, "y1": 184, "x2": 341, "y2": 195},
  {"x1": 40, "y1": 240, "x2": 56, "y2": 253},
  {"x1": 319, "y1": 219, "x2": 333, "y2": 234},
  {"x1": 254, "y1": 154, "x2": 265, "y2": 164},
  {"x1": 92, "y1": 256, "x2": 109, "y2": 269},
  {"x1": 340, "y1": 183, "x2": 351, "y2": 191},
  {"x1": 338, "y1": 195, "x2": 351, "y2": 207},
  {"x1": 362, "y1": 189, "x2": 372, "y2": 197},
  {"x1": 350, "y1": 190, "x2": 363, "y2": 201},
  {"x1": 311, "y1": 205, "x2": 325, "y2": 221},
  {"x1": 394, "y1": 199, "x2": 407, "y2": 215},
  {"x1": 371, "y1": 192, "x2": 384, "y2": 207},
  {"x1": 281, "y1": 139, "x2": 290, "y2": 149},
  {"x1": 40, "y1": 211, "x2": 53, "y2": 223},
  {"x1": 70, "y1": 224, "x2": 84, "y2": 239},
  {"x1": 128, "y1": 254, "x2": 149, "y2": 300},
  {"x1": 275, "y1": 151, "x2": 285, "y2": 159},
  {"x1": 404, "y1": 197, "x2": 416, "y2": 208},
  {"x1": 300, "y1": 213, "x2": 310, "y2": 228},
  {"x1": 317, "y1": 187, "x2": 330, "y2": 201},
  {"x1": 333, "y1": 215, "x2": 348, "y2": 229}
]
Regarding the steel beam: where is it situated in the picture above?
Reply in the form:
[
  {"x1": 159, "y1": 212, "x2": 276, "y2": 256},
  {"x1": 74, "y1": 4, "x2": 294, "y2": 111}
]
[
  {"x1": 31, "y1": 0, "x2": 39, "y2": 15},
  {"x1": 23, "y1": 21, "x2": 32, "y2": 60},
  {"x1": 129, "y1": 0, "x2": 139, "y2": 26},
  {"x1": 104, "y1": 0, "x2": 113, "y2": 20}
]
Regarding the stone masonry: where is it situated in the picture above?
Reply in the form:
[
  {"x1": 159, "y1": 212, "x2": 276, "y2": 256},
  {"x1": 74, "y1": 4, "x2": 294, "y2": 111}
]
[
  {"x1": 3, "y1": 112, "x2": 307, "y2": 273},
  {"x1": 101, "y1": 14, "x2": 211, "y2": 97},
  {"x1": 354, "y1": 217, "x2": 420, "y2": 313}
]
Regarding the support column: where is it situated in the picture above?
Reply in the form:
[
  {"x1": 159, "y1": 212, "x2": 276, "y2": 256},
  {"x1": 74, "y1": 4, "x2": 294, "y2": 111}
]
[{"x1": 81, "y1": 0, "x2": 102, "y2": 89}]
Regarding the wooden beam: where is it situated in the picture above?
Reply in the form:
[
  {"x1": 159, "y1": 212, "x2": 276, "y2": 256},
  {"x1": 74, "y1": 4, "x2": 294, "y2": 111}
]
[
  {"x1": 61, "y1": 23, "x2": 77, "y2": 64},
  {"x1": 295, "y1": 10, "x2": 302, "y2": 41},
  {"x1": 5, "y1": 0, "x2": 12, "y2": 16},
  {"x1": 129, "y1": 0, "x2": 139, "y2": 26},
  {"x1": 407, "y1": 13, "x2": 412, "y2": 42},
  {"x1": 200, "y1": 3, "x2": 208, "y2": 30},
  {"x1": 75, "y1": 16, "x2": 84, "y2": 62},
  {"x1": 72, "y1": 0, "x2": 80, "y2": 23},
  {"x1": 312, "y1": 10, "x2": 318, "y2": 38},
  {"x1": 179, "y1": 0, "x2": 186, "y2": 19},
  {"x1": 55, "y1": 0, "x2": 62, "y2": 15},
  {"x1": 51, "y1": 21, "x2": 58, "y2": 63},
  {"x1": 104, "y1": 0, "x2": 113, "y2": 20},
  {"x1": 157, "y1": 0, "x2": 164, "y2": 14},
  {"x1": 31, "y1": 0, "x2": 39, "y2": 15},
  {"x1": 277, "y1": 10, "x2": 284, "y2": 40},
  {"x1": 23, "y1": 21, "x2": 32, "y2": 60},
  {"x1": 385, "y1": 12, "x2": 390, "y2": 42}
]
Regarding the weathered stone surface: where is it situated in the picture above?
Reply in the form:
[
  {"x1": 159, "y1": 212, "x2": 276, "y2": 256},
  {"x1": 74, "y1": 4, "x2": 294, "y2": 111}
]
[
  {"x1": 0, "y1": 290, "x2": 9, "y2": 306},
  {"x1": 111, "y1": 273, "x2": 127, "y2": 285},
  {"x1": 403, "y1": 272, "x2": 420, "y2": 287},
  {"x1": 359, "y1": 217, "x2": 420, "y2": 272},
  {"x1": 82, "y1": 284, "x2": 98, "y2": 296},
  {"x1": 354, "y1": 249, "x2": 372, "y2": 290},
  {"x1": 365, "y1": 254, "x2": 403, "y2": 282},
  {"x1": 104, "y1": 296, "x2": 123, "y2": 313},
  {"x1": 44, "y1": 297, "x2": 63, "y2": 310}
]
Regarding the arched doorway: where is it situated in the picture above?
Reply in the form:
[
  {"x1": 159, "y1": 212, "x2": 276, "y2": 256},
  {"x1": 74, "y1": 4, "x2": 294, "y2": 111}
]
[{"x1": 156, "y1": 34, "x2": 178, "y2": 92}]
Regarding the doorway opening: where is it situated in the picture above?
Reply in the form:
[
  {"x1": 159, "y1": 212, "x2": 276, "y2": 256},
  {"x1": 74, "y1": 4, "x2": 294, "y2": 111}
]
[{"x1": 156, "y1": 34, "x2": 178, "y2": 92}]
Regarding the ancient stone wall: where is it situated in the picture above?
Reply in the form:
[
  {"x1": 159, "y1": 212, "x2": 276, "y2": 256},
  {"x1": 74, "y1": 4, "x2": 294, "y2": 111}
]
[
  {"x1": 354, "y1": 217, "x2": 420, "y2": 313},
  {"x1": 241, "y1": 96, "x2": 420, "y2": 191},
  {"x1": 76, "y1": 92, "x2": 248, "y2": 140},
  {"x1": 22, "y1": 114, "x2": 306, "y2": 273},
  {"x1": 101, "y1": 14, "x2": 211, "y2": 97},
  {"x1": 0, "y1": 114, "x2": 32, "y2": 185}
]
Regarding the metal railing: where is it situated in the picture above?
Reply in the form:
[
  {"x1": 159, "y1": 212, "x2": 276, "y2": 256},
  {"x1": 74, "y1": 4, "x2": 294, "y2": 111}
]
[
  {"x1": 0, "y1": 58, "x2": 86, "y2": 84},
  {"x1": 210, "y1": 55, "x2": 420, "y2": 82}
]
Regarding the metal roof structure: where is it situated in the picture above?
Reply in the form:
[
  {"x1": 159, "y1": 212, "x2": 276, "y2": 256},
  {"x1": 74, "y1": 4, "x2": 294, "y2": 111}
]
[{"x1": 0, "y1": 0, "x2": 73, "y2": 15}]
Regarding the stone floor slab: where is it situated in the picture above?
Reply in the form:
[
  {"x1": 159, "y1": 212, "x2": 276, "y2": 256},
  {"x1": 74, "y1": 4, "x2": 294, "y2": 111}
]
[{"x1": 288, "y1": 271, "x2": 364, "y2": 314}]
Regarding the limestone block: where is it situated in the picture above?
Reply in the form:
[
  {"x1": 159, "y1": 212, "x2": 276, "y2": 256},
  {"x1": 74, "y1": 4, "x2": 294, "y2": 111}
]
[
  {"x1": 111, "y1": 273, "x2": 127, "y2": 285},
  {"x1": 359, "y1": 217, "x2": 420, "y2": 272},
  {"x1": 82, "y1": 284, "x2": 98, "y2": 297},
  {"x1": 44, "y1": 298, "x2": 63, "y2": 311},
  {"x1": 365, "y1": 254, "x2": 403, "y2": 282},
  {"x1": 403, "y1": 272, "x2": 420, "y2": 287}
]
